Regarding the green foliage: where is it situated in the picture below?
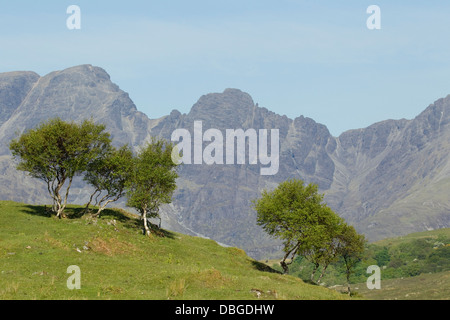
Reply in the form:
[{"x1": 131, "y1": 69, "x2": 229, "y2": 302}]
[
  {"x1": 253, "y1": 179, "x2": 330, "y2": 273},
  {"x1": 9, "y1": 118, "x2": 111, "y2": 217},
  {"x1": 336, "y1": 224, "x2": 366, "y2": 294},
  {"x1": 388, "y1": 256, "x2": 404, "y2": 269},
  {"x1": 297, "y1": 209, "x2": 350, "y2": 283},
  {"x1": 9, "y1": 118, "x2": 181, "y2": 239},
  {"x1": 126, "y1": 138, "x2": 179, "y2": 235},
  {"x1": 84, "y1": 145, "x2": 134, "y2": 215},
  {"x1": 253, "y1": 178, "x2": 365, "y2": 282},
  {"x1": 374, "y1": 247, "x2": 390, "y2": 266},
  {"x1": 254, "y1": 179, "x2": 324, "y2": 240}
]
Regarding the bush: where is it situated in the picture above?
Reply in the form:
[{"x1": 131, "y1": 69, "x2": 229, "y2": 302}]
[
  {"x1": 388, "y1": 256, "x2": 404, "y2": 269},
  {"x1": 374, "y1": 247, "x2": 390, "y2": 266}
]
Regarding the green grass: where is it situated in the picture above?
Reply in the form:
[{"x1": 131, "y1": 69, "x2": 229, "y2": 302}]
[
  {"x1": 348, "y1": 271, "x2": 450, "y2": 300},
  {"x1": 0, "y1": 201, "x2": 349, "y2": 300},
  {"x1": 374, "y1": 228, "x2": 450, "y2": 247}
]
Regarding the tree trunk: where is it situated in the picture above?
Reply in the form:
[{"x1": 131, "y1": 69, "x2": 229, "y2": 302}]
[
  {"x1": 52, "y1": 175, "x2": 65, "y2": 218},
  {"x1": 280, "y1": 260, "x2": 289, "y2": 274},
  {"x1": 55, "y1": 188, "x2": 64, "y2": 218},
  {"x1": 94, "y1": 198, "x2": 113, "y2": 217},
  {"x1": 310, "y1": 263, "x2": 319, "y2": 282},
  {"x1": 56, "y1": 205, "x2": 65, "y2": 219},
  {"x1": 279, "y1": 242, "x2": 300, "y2": 275},
  {"x1": 84, "y1": 188, "x2": 100, "y2": 214},
  {"x1": 93, "y1": 192, "x2": 122, "y2": 218},
  {"x1": 53, "y1": 176, "x2": 72, "y2": 219},
  {"x1": 317, "y1": 265, "x2": 328, "y2": 284},
  {"x1": 346, "y1": 272, "x2": 351, "y2": 295},
  {"x1": 343, "y1": 256, "x2": 352, "y2": 295},
  {"x1": 142, "y1": 207, "x2": 151, "y2": 236},
  {"x1": 55, "y1": 187, "x2": 63, "y2": 218}
]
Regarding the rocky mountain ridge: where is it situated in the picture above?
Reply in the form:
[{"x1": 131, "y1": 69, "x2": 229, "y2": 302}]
[{"x1": 0, "y1": 65, "x2": 448, "y2": 259}]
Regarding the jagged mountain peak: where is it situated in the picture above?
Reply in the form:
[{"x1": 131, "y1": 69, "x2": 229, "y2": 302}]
[
  {"x1": 0, "y1": 65, "x2": 149, "y2": 152},
  {"x1": 415, "y1": 94, "x2": 450, "y2": 130},
  {"x1": 57, "y1": 65, "x2": 114, "y2": 88},
  {"x1": 0, "y1": 71, "x2": 40, "y2": 127},
  {"x1": 186, "y1": 88, "x2": 256, "y2": 128},
  {"x1": 0, "y1": 70, "x2": 40, "y2": 79},
  {"x1": 0, "y1": 65, "x2": 449, "y2": 259}
]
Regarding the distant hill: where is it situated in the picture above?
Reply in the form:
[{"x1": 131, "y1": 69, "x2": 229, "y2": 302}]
[{"x1": 0, "y1": 65, "x2": 449, "y2": 259}]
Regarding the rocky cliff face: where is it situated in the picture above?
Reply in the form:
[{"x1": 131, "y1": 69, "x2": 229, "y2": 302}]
[
  {"x1": 0, "y1": 65, "x2": 155, "y2": 153},
  {"x1": 326, "y1": 96, "x2": 450, "y2": 241},
  {"x1": 0, "y1": 65, "x2": 449, "y2": 259},
  {"x1": 0, "y1": 71, "x2": 39, "y2": 127}
]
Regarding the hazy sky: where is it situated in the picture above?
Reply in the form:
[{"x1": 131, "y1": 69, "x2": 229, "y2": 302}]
[{"x1": 1, "y1": 1, "x2": 450, "y2": 136}]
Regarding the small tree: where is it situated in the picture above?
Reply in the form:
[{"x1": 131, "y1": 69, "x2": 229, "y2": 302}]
[
  {"x1": 253, "y1": 179, "x2": 328, "y2": 274},
  {"x1": 126, "y1": 138, "x2": 178, "y2": 236},
  {"x1": 9, "y1": 118, "x2": 111, "y2": 218},
  {"x1": 336, "y1": 224, "x2": 366, "y2": 295},
  {"x1": 84, "y1": 145, "x2": 134, "y2": 217},
  {"x1": 298, "y1": 209, "x2": 345, "y2": 284}
]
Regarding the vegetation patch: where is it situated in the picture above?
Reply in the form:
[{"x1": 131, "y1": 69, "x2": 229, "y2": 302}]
[
  {"x1": 192, "y1": 268, "x2": 233, "y2": 289},
  {"x1": 88, "y1": 237, "x2": 138, "y2": 256}
]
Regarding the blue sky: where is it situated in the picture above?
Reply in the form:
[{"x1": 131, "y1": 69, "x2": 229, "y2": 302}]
[{"x1": 1, "y1": 1, "x2": 450, "y2": 135}]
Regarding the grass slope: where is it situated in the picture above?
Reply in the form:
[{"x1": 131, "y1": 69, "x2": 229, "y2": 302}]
[
  {"x1": 373, "y1": 227, "x2": 450, "y2": 247},
  {"x1": 0, "y1": 201, "x2": 348, "y2": 300},
  {"x1": 351, "y1": 271, "x2": 450, "y2": 300}
]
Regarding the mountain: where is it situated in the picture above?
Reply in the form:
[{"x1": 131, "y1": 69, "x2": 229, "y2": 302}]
[
  {"x1": 0, "y1": 65, "x2": 158, "y2": 205},
  {"x1": 0, "y1": 65, "x2": 449, "y2": 259},
  {"x1": 327, "y1": 98, "x2": 450, "y2": 241}
]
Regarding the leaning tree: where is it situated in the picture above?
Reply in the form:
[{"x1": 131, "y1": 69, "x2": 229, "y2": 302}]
[
  {"x1": 253, "y1": 179, "x2": 334, "y2": 274},
  {"x1": 336, "y1": 224, "x2": 366, "y2": 295}
]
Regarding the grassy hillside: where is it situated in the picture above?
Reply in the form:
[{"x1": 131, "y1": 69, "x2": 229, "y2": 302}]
[
  {"x1": 373, "y1": 227, "x2": 450, "y2": 247},
  {"x1": 0, "y1": 201, "x2": 349, "y2": 300},
  {"x1": 349, "y1": 271, "x2": 450, "y2": 300}
]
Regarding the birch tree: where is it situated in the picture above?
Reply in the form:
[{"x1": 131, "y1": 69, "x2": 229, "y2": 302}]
[
  {"x1": 84, "y1": 145, "x2": 134, "y2": 217},
  {"x1": 126, "y1": 138, "x2": 178, "y2": 236},
  {"x1": 253, "y1": 179, "x2": 327, "y2": 274},
  {"x1": 337, "y1": 224, "x2": 366, "y2": 295},
  {"x1": 9, "y1": 118, "x2": 111, "y2": 218}
]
